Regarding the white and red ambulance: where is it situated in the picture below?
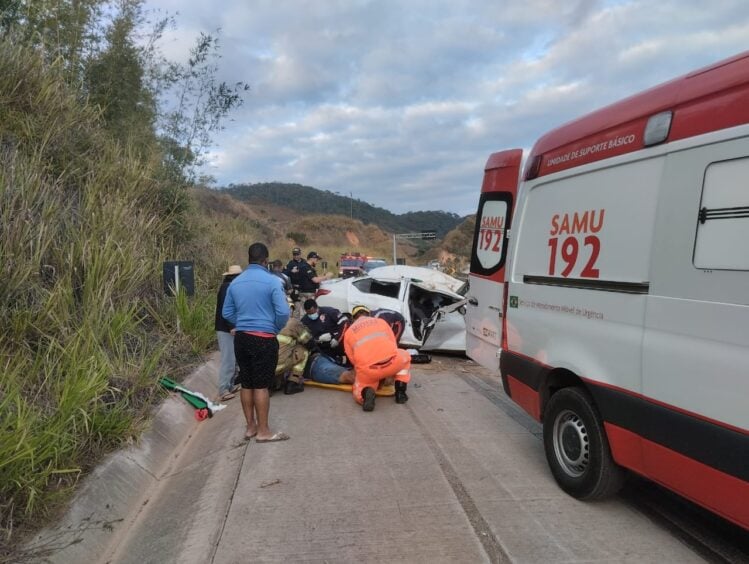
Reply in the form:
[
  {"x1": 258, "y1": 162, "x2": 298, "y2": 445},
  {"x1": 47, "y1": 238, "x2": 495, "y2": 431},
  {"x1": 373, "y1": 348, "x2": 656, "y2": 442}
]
[{"x1": 466, "y1": 52, "x2": 749, "y2": 530}]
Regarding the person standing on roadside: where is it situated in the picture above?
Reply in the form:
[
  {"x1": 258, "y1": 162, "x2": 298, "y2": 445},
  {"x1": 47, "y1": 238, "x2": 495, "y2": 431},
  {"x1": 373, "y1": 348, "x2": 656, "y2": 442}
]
[
  {"x1": 298, "y1": 251, "x2": 333, "y2": 303},
  {"x1": 215, "y1": 264, "x2": 243, "y2": 401},
  {"x1": 223, "y1": 242, "x2": 291, "y2": 442},
  {"x1": 284, "y1": 247, "x2": 306, "y2": 316},
  {"x1": 270, "y1": 259, "x2": 293, "y2": 294}
]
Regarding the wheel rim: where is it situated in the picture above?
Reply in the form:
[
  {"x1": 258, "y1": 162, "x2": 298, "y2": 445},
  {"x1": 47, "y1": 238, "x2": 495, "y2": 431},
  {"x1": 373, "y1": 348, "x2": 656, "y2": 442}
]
[{"x1": 552, "y1": 409, "x2": 589, "y2": 478}]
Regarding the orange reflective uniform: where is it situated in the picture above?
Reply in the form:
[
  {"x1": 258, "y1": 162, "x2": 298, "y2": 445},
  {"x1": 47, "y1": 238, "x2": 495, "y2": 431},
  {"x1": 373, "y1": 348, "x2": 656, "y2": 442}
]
[{"x1": 344, "y1": 316, "x2": 411, "y2": 404}]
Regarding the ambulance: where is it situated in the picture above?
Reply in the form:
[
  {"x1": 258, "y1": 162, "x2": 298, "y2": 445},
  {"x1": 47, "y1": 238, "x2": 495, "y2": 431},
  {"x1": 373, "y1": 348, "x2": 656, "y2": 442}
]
[{"x1": 465, "y1": 52, "x2": 749, "y2": 530}]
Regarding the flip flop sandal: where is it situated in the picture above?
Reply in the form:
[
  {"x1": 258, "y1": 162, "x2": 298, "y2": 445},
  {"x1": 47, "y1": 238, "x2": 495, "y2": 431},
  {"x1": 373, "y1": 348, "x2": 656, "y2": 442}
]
[
  {"x1": 220, "y1": 392, "x2": 237, "y2": 401},
  {"x1": 255, "y1": 432, "x2": 290, "y2": 443}
]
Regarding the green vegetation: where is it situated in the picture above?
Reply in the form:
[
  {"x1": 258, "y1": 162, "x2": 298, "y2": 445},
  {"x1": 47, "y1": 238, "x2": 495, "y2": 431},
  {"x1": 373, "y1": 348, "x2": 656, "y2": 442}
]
[
  {"x1": 225, "y1": 182, "x2": 466, "y2": 237},
  {"x1": 0, "y1": 3, "x2": 249, "y2": 555},
  {"x1": 0, "y1": 3, "x2": 473, "y2": 557},
  {"x1": 285, "y1": 232, "x2": 309, "y2": 245}
]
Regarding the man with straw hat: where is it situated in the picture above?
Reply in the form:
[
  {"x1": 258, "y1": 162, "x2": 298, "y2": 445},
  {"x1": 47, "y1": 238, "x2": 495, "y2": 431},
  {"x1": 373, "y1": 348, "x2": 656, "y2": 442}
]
[{"x1": 215, "y1": 264, "x2": 242, "y2": 401}]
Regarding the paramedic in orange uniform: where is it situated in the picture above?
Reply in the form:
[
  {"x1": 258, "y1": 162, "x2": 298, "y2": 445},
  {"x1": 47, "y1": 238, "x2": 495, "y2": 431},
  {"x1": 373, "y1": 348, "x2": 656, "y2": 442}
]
[{"x1": 344, "y1": 305, "x2": 410, "y2": 411}]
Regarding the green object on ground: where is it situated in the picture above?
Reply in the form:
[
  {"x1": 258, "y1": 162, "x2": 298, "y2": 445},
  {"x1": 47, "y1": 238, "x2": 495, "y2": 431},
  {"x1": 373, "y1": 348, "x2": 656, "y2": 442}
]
[{"x1": 159, "y1": 376, "x2": 211, "y2": 413}]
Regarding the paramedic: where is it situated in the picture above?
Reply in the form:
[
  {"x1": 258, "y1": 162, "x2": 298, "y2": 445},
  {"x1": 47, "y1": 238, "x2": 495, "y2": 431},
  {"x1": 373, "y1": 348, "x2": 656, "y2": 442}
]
[
  {"x1": 343, "y1": 305, "x2": 410, "y2": 411},
  {"x1": 301, "y1": 298, "x2": 349, "y2": 358},
  {"x1": 274, "y1": 318, "x2": 312, "y2": 396}
]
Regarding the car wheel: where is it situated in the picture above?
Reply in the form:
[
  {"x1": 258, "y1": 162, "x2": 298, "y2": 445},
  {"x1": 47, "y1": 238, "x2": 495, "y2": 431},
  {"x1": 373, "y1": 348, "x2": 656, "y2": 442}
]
[{"x1": 542, "y1": 387, "x2": 624, "y2": 500}]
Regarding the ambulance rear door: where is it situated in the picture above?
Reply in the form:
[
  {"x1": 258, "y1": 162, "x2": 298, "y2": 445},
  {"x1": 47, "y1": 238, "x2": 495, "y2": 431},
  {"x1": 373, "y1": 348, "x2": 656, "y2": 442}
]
[{"x1": 465, "y1": 149, "x2": 522, "y2": 371}]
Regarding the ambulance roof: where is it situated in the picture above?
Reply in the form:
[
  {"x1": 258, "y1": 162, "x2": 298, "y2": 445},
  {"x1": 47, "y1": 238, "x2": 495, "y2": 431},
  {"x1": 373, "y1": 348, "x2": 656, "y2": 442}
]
[{"x1": 528, "y1": 51, "x2": 749, "y2": 179}]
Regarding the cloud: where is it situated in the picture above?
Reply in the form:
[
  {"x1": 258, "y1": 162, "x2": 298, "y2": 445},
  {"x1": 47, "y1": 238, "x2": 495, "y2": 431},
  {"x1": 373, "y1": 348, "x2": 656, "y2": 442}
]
[{"x1": 145, "y1": 0, "x2": 749, "y2": 215}]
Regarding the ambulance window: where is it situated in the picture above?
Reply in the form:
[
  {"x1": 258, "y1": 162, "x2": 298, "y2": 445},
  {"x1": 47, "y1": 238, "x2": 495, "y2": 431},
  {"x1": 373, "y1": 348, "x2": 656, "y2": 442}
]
[{"x1": 693, "y1": 157, "x2": 749, "y2": 270}]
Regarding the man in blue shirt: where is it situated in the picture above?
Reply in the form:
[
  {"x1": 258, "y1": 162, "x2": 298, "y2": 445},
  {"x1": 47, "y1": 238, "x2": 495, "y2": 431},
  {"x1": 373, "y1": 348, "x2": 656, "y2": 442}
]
[{"x1": 223, "y1": 242, "x2": 291, "y2": 442}]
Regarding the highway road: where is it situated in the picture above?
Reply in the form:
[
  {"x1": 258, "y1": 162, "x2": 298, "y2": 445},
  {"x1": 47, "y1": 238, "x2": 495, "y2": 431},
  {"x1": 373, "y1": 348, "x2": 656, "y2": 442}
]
[{"x1": 31, "y1": 354, "x2": 749, "y2": 563}]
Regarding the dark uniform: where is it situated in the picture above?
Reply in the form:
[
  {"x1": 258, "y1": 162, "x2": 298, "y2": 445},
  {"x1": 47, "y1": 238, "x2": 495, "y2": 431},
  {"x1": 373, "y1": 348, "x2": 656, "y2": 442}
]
[
  {"x1": 298, "y1": 261, "x2": 319, "y2": 295},
  {"x1": 284, "y1": 248, "x2": 307, "y2": 316},
  {"x1": 372, "y1": 308, "x2": 406, "y2": 343},
  {"x1": 301, "y1": 306, "x2": 349, "y2": 359},
  {"x1": 284, "y1": 257, "x2": 307, "y2": 290}
]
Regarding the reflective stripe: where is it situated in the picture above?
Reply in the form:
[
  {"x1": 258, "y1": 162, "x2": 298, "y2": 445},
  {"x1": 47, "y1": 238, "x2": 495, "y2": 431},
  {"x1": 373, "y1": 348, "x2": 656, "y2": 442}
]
[
  {"x1": 277, "y1": 334, "x2": 294, "y2": 345},
  {"x1": 396, "y1": 369, "x2": 409, "y2": 376},
  {"x1": 372, "y1": 356, "x2": 395, "y2": 367},
  {"x1": 352, "y1": 331, "x2": 389, "y2": 349}
]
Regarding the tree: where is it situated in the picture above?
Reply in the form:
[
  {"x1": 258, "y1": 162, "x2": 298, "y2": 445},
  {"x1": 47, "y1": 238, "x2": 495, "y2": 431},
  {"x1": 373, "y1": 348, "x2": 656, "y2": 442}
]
[
  {"x1": 156, "y1": 31, "x2": 249, "y2": 184},
  {"x1": 0, "y1": 0, "x2": 105, "y2": 84},
  {"x1": 85, "y1": 0, "x2": 156, "y2": 146}
]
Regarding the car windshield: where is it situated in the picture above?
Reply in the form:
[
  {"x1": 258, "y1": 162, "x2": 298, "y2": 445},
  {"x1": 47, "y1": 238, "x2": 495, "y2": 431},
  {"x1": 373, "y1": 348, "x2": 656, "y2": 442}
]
[
  {"x1": 363, "y1": 260, "x2": 386, "y2": 271},
  {"x1": 341, "y1": 259, "x2": 362, "y2": 267}
]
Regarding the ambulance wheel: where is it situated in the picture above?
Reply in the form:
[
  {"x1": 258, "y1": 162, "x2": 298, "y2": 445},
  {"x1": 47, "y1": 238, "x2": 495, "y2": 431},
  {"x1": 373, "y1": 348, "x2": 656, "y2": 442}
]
[{"x1": 542, "y1": 387, "x2": 624, "y2": 500}]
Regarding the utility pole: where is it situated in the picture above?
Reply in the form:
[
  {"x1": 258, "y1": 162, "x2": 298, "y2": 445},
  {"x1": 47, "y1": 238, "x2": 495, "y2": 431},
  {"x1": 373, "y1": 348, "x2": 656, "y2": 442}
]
[{"x1": 350, "y1": 192, "x2": 353, "y2": 219}]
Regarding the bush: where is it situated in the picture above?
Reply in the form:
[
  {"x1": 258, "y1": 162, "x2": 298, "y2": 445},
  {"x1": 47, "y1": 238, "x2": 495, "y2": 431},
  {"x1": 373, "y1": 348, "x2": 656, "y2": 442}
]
[{"x1": 285, "y1": 232, "x2": 308, "y2": 245}]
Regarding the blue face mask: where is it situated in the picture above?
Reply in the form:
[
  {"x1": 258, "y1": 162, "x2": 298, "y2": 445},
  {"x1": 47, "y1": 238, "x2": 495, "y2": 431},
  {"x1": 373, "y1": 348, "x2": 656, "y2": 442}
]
[{"x1": 308, "y1": 312, "x2": 319, "y2": 320}]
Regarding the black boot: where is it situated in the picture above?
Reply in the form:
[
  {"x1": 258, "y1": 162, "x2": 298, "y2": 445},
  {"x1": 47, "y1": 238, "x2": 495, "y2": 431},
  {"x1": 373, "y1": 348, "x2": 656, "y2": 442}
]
[
  {"x1": 284, "y1": 379, "x2": 304, "y2": 395},
  {"x1": 395, "y1": 381, "x2": 409, "y2": 404},
  {"x1": 362, "y1": 387, "x2": 376, "y2": 412}
]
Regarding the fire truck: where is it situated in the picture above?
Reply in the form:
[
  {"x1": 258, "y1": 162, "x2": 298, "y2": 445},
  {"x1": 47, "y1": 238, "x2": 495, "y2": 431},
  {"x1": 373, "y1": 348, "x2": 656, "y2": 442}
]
[{"x1": 338, "y1": 252, "x2": 366, "y2": 278}]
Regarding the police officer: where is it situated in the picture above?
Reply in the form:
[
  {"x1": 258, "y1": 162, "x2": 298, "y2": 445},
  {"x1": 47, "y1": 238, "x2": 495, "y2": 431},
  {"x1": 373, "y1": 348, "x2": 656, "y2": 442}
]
[
  {"x1": 284, "y1": 247, "x2": 307, "y2": 316},
  {"x1": 297, "y1": 251, "x2": 331, "y2": 302}
]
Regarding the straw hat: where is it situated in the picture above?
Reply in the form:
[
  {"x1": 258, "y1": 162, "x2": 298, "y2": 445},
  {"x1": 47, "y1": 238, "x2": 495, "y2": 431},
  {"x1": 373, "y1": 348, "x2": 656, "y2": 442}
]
[{"x1": 223, "y1": 265, "x2": 242, "y2": 276}]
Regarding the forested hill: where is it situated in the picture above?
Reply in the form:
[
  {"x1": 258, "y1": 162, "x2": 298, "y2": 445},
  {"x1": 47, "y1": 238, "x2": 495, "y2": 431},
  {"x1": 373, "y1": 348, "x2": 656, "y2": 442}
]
[{"x1": 224, "y1": 182, "x2": 465, "y2": 237}]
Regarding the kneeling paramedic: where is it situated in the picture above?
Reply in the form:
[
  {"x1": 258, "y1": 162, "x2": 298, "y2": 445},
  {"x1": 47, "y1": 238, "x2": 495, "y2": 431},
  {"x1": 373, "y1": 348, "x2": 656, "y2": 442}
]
[
  {"x1": 274, "y1": 318, "x2": 313, "y2": 395},
  {"x1": 343, "y1": 305, "x2": 410, "y2": 411}
]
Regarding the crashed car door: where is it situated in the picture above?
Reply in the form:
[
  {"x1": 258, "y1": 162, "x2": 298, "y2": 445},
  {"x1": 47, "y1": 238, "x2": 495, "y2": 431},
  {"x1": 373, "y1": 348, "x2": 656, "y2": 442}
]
[{"x1": 410, "y1": 282, "x2": 466, "y2": 352}]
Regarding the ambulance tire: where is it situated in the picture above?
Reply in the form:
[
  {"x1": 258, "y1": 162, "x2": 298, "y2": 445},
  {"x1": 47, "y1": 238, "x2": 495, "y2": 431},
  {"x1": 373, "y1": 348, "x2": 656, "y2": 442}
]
[{"x1": 542, "y1": 387, "x2": 624, "y2": 500}]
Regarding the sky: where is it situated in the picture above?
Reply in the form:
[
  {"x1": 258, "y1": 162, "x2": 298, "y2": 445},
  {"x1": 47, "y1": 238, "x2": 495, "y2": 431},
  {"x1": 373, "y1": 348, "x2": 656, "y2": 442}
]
[{"x1": 144, "y1": 0, "x2": 749, "y2": 216}]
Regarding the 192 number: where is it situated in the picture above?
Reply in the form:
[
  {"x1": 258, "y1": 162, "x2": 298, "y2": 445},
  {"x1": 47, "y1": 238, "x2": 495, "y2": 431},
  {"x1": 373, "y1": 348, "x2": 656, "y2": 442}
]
[
  {"x1": 478, "y1": 228, "x2": 502, "y2": 252},
  {"x1": 548, "y1": 236, "x2": 600, "y2": 278}
]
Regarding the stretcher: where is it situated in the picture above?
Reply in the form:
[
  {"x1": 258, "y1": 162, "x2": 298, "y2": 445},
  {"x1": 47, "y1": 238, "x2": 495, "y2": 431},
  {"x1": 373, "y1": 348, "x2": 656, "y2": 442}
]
[{"x1": 304, "y1": 380, "x2": 395, "y2": 396}]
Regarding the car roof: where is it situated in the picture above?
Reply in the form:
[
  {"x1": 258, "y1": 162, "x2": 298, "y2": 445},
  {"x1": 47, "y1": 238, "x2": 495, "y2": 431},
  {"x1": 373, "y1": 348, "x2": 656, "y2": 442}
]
[{"x1": 368, "y1": 265, "x2": 464, "y2": 293}]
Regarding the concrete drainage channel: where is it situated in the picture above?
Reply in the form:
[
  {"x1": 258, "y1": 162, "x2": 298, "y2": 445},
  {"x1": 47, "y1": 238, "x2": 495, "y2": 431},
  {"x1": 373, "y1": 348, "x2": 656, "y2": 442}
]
[{"x1": 23, "y1": 355, "x2": 222, "y2": 564}]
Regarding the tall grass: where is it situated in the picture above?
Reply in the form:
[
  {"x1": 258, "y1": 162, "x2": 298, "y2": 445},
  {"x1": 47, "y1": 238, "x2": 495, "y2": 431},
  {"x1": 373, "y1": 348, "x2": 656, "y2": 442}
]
[
  {"x1": 0, "y1": 34, "x2": 346, "y2": 557},
  {"x1": 0, "y1": 39, "x2": 219, "y2": 552}
]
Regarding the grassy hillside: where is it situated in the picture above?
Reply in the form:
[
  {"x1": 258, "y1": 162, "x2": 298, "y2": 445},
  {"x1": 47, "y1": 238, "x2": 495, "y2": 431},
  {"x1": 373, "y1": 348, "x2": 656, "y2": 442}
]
[
  {"x1": 0, "y1": 38, "x2": 255, "y2": 555},
  {"x1": 224, "y1": 182, "x2": 465, "y2": 237},
  {"x1": 192, "y1": 187, "x2": 423, "y2": 268}
]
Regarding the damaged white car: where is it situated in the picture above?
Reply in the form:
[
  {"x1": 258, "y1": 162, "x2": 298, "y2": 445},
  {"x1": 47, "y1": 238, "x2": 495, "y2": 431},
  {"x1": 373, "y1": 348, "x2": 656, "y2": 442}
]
[{"x1": 315, "y1": 265, "x2": 467, "y2": 352}]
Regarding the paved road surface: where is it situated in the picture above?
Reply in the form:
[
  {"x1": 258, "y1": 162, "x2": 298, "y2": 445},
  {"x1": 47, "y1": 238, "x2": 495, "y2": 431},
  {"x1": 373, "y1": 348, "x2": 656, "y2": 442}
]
[{"x1": 32, "y1": 354, "x2": 747, "y2": 563}]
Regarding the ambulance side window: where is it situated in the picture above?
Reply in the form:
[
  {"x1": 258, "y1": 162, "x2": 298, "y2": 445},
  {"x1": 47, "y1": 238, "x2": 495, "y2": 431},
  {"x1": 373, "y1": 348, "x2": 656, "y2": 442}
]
[{"x1": 693, "y1": 157, "x2": 749, "y2": 270}]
